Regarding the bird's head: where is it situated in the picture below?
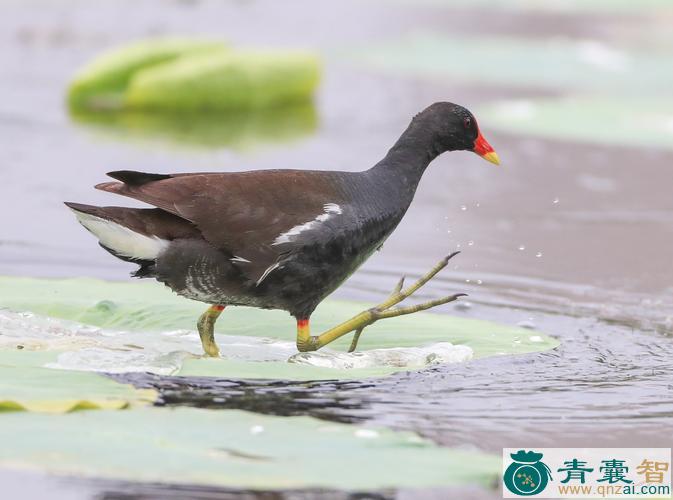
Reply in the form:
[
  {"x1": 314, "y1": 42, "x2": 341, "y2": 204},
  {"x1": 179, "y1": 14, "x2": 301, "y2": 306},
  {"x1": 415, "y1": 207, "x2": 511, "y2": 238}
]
[{"x1": 412, "y1": 102, "x2": 500, "y2": 165}]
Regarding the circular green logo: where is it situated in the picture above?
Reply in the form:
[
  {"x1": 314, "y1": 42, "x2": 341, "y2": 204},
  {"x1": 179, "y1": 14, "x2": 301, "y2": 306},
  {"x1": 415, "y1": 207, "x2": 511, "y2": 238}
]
[{"x1": 504, "y1": 450, "x2": 552, "y2": 496}]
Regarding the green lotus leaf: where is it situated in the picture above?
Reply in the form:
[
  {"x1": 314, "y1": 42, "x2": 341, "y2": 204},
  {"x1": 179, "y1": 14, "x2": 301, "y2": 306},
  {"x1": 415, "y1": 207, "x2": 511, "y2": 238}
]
[
  {"x1": 478, "y1": 97, "x2": 673, "y2": 150},
  {"x1": 352, "y1": 34, "x2": 673, "y2": 95},
  {"x1": 0, "y1": 276, "x2": 558, "y2": 380},
  {"x1": 0, "y1": 363, "x2": 156, "y2": 413},
  {"x1": 0, "y1": 406, "x2": 500, "y2": 489},
  {"x1": 124, "y1": 49, "x2": 321, "y2": 111},
  {"x1": 68, "y1": 37, "x2": 321, "y2": 113},
  {"x1": 68, "y1": 37, "x2": 228, "y2": 110}
]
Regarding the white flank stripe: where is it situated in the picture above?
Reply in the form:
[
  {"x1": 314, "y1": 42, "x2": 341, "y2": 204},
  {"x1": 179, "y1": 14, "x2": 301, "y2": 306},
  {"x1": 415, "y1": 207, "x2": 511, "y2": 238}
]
[
  {"x1": 272, "y1": 203, "x2": 342, "y2": 246},
  {"x1": 230, "y1": 255, "x2": 251, "y2": 263},
  {"x1": 323, "y1": 203, "x2": 342, "y2": 214},
  {"x1": 72, "y1": 210, "x2": 169, "y2": 260},
  {"x1": 256, "y1": 262, "x2": 279, "y2": 286}
]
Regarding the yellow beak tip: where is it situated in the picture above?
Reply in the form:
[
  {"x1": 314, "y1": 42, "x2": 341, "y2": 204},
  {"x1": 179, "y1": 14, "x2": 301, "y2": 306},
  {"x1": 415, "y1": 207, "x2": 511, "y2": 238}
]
[{"x1": 482, "y1": 151, "x2": 500, "y2": 166}]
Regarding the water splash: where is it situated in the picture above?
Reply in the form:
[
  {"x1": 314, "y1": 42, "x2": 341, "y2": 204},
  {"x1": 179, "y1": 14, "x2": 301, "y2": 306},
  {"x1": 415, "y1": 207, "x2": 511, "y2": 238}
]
[{"x1": 288, "y1": 343, "x2": 473, "y2": 370}]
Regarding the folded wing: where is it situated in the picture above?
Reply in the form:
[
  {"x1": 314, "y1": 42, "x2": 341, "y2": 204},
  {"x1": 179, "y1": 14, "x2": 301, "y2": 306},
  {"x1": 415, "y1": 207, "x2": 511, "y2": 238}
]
[{"x1": 95, "y1": 169, "x2": 350, "y2": 284}]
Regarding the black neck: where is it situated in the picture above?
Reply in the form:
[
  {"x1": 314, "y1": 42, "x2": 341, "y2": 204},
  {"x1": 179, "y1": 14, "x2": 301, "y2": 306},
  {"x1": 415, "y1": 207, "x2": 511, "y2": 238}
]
[{"x1": 367, "y1": 120, "x2": 443, "y2": 193}]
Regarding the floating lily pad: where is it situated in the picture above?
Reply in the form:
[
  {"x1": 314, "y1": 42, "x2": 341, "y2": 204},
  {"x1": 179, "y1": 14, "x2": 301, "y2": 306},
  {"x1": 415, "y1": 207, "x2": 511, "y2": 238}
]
[
  {"x1": 125, "y1": 50, "x2": 320, "y2": 111},
  {"x1": 68, "y1": 38, "x2": 228, "y2": 110},
  {"x1": 0, "y1": 277, "x2": 558, "y2": 380},
  {"x1": 352, "y1": 34, "x2": 673, "y2": 95},
  {"x1": 0, "y1": 406, "x2": 500, "y2": 489},
  {"x1": 478, "y1": 98, "x2": 673, "y2": 150},
  {"x1": 68, "y1": 38, "x2": 321, "y2": 112},
  {"x1": 0, "y1": 361, "x2": 156, "y2": 413}
]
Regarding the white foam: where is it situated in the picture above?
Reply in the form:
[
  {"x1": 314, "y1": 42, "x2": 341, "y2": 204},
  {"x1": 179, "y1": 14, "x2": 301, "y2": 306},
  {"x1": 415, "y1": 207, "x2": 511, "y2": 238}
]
[
  {"x1": 0, "y1": 310, "x2": 473, "y2": 375},
  {"x1": 47, "y1": 348, "x2": 190, "y2": 376},
  {"x1": 0, "y1": 310, "x2": 294, "y2": 374},
  {"x1": 288, "y1": 342, "x2": 473, "y2": 370}
]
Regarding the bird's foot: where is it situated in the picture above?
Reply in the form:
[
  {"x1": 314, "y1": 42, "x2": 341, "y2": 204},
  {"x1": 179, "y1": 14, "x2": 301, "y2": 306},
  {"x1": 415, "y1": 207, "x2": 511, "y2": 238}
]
[
  {"x1": 197, "y1": 305, "x2": 224, "y2": 357},
  {"x1": 347, "y1": 252, "x2": 466, "y2": 352},
  {"x1": 297, "y1": 252, "x2": 466, "y2": 353}
]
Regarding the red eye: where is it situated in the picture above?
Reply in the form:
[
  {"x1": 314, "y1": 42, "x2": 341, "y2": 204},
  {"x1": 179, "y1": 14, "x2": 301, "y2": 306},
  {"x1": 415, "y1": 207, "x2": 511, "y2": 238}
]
[{"x1": 463, "y1": 117, "x2": 472, "y2": 128}]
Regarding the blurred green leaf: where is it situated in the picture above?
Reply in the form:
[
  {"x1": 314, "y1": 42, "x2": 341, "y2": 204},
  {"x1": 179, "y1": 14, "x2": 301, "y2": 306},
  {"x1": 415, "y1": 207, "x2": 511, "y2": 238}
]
[
  {"x1": 0, "y1": 363, "x2": 156, "y2": 413},
  {"x1": 352, "y1": 34, "x2": 673, "y2": 95},
  {"x1": 68, "y1": 37, "x2": 228, "y2": 110},
  {"x1": 479, "y1": 97, "x2": 673, "y2": 150},
  {"x1": 0, "y1": 406, "x2": 500, "y2": 489},
  {"x1": 124, "y1": 49, "x2": 320, "y2": 111}
]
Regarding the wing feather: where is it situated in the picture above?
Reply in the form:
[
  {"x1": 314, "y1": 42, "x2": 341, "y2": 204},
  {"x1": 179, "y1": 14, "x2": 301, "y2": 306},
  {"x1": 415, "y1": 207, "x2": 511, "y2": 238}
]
[{"x1": 95, "y1": 170, "x2": 350, "y2": 283}]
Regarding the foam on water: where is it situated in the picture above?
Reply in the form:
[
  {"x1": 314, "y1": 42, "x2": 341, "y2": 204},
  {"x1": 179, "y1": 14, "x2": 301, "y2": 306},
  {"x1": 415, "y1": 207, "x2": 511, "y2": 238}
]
[
  {"x1": 0, "y1": 310, "x2": 474, "y2": 375},
  {"x1": 289, "y1": 343, "x2": 473, "y2": 370}
]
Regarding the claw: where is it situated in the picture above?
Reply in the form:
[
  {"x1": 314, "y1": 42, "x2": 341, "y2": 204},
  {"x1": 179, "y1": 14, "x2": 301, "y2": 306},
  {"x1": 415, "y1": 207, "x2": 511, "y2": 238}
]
[
  {"x1": 392, "y1": 276, "x2": 405, "y2": 295},
  {"x1": 445, "y1": 250, "x2": 461, "y2": 262},
  {"x1": 348, "y1": 327, "x2": 365, "y2": 353},
  {"x1": 342, "y1": 253, "x2": 467, "y2": 352}
]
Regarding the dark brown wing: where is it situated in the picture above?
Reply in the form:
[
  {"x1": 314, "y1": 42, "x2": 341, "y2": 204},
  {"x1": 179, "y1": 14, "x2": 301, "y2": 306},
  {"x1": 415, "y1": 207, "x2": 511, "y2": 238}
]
[{"x1": 95, "y1": 170, "x2": 349, "y2": 283}]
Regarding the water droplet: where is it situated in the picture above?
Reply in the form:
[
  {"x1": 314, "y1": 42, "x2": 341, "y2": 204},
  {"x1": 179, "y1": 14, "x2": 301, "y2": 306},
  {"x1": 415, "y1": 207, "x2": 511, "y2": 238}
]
[
  {"x1": 468, "y1": 240, "x2": 474, "y2": 246},
  {"x1": 476, "y1": 279, "x2": 483, "y2": 285},
  {"x1": 535, "y1": 252, "x2": 543, "y2": 258},
  {"x1": 465, "y1": 279, "x2": 471, "y2": 283},
  {"x1": 475, "y1": 202, "x2": 481, "y2": 208},
  {"x1": 460, "y1": 205, "x2": 467, "y2": 211},
  {"x1": 456, "y1": 243, "x2": 461, "y2": 249},
  {"x1": 518, "y1": 245, "x2": 526, "y2": 251},
  {"x1": 446, "y1": 229, "x2": 452, "y2": 234},
  {"x1": 552, "y1": 197, "x2": 560, "y2": 204}
]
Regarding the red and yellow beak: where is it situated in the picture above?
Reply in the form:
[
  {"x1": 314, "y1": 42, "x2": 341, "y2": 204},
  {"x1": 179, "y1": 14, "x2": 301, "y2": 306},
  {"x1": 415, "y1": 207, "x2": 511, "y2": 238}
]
[{"x1": 473, "y1": 131, "x2": 500, "y2": 165}]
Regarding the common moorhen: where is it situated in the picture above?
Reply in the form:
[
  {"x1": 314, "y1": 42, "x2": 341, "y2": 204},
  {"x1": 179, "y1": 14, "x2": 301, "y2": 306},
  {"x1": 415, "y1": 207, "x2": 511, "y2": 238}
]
[{"x1": 66, "y1": 102, "x2": 499, "y2": 356}]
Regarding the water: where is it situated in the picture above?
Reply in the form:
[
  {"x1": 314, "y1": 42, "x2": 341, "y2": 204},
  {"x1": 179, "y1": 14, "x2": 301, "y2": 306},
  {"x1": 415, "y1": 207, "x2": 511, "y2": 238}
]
[{"x1": 1, "y1": 0, "x2": 673, "y2": 498}]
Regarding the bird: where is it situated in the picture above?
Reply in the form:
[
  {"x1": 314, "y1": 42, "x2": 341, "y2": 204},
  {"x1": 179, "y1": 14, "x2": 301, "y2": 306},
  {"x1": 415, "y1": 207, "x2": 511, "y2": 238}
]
[{"x1": 65, "y1": 102, "x2": 499, "y2": 357}]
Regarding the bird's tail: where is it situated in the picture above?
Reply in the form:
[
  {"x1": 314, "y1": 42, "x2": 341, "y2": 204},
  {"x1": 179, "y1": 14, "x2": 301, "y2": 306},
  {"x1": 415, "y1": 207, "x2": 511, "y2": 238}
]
[{"x1": 64, "y1": 202, "x2": 197, "y2": 277}]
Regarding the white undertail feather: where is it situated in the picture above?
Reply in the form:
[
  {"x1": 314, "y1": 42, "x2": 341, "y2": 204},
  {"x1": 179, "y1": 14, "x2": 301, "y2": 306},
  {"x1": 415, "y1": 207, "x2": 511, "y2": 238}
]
[{"x1": 71, "y1": 209, "x2": 169, "y2": 260}]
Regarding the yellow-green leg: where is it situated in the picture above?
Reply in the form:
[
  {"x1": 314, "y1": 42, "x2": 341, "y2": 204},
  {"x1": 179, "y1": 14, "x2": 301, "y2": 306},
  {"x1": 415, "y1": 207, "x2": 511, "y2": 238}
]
[
  {"x1": 296, "y1": 252, "x2": 466, "y2": 353},
  {"x1": 197, "y1": 305, "x2": 225, "y2": 357}
]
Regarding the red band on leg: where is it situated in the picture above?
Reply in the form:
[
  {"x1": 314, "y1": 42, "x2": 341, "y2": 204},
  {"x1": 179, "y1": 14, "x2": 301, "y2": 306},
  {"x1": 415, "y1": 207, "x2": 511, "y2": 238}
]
[
  {"x1": 297, "y1": 318, "x2": 309, "y2": 329},
  {"x1": 212, "y1": 305, "x2": 226, "y2": 312}
]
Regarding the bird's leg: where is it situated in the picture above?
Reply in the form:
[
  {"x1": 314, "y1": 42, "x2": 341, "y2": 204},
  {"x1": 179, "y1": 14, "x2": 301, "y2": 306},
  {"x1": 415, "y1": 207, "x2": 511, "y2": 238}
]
[
  {"x1": 197, "y1": 305, "x2": 225, "y2": 357},
  {"x1": 296, "y1": 318, "x2": 312, "y2": 352},
  {"x1": 295, "y1": 252, "x2": 466, "y2": 353}
]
